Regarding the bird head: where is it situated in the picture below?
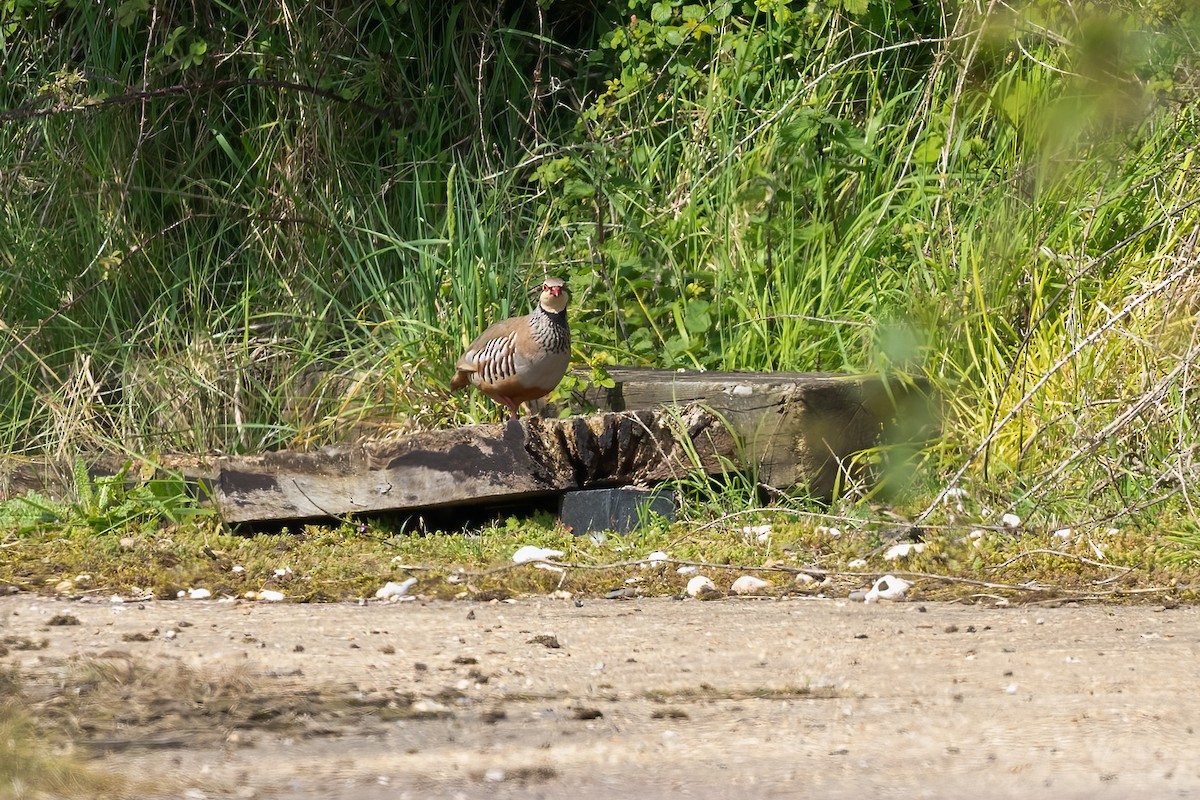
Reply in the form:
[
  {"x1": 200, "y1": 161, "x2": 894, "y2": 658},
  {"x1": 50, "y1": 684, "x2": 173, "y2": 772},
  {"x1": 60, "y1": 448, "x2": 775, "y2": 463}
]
[{"x1": 538, "y1": 277, "x2": 569, "y2": 314}]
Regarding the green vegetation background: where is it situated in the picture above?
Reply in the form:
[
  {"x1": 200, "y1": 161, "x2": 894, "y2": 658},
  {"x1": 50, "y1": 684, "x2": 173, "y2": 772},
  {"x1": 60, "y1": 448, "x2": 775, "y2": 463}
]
[{"x1": 2, "y1": 0, "x2": 1199, "y2": 535}]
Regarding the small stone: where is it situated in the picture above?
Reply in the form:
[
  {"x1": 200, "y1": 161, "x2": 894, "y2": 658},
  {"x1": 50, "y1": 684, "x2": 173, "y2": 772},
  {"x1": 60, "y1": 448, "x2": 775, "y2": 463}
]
[
  {"x1": 512, "y1": 545, "x2": 564, "y2": 564},
  {"x1": 411, "y1": 698, "x2": 449, "y2": 714},
  {"x1": 572, "y1": 707, "x2": 603, "y2": 720},
  {"x1": 883, "y1": 542, "x2": 926, "y2": 561},
  {"x1": 686, "y1": 576, "x2": 718, "y2": 599},
  {"x1": 375, "y1": 578, "x2": 417, "y2": 600},
  {"x1": 1000, "y1": 513, "x2": 1022, "y2": 528},
  {"x1": 741, "y1": 524, "x2": 773, "y2": 542},
  {"x1": 1052, "y1": 528, "x2": 1074, "y2": 539},
  {"x1": 527, "y1": 634, "x2": 561, "y2": 649},
  {"x1": 864, "y1": 574, "x2": 912, "y2": 603},
  {"x1": 943, "y1": 487, "x2": 969, "y2": 502},
  {"x1": 258, "y1": 590, "x2": 285, "y2": 602},
  {"x1": 847, "y1": 559, "x2": 868, "y2": 569},
  {"x1": 730, "y1": 575, "x2": 772, "y2": 595},
  {"x1": 186, "y1": 588, "x2": 212, "y2": 600}
]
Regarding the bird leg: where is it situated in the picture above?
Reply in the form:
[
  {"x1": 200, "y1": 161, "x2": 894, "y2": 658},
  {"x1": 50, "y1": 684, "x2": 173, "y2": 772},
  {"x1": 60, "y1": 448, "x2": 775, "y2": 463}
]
[{"x1": 501, "y1": 397, "x2": 521, "y2": 419}]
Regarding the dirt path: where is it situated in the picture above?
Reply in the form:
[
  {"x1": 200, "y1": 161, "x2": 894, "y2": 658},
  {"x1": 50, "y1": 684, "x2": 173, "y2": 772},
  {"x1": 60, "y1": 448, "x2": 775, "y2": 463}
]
[{"x1": 2, "y1": 594, "x2": 1198, "y2": 799}]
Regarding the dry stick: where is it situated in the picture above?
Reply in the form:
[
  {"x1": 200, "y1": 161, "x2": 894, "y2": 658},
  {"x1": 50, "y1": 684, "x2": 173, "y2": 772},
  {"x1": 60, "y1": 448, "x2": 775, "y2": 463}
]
[
  {"x1": 920, "y1": 256, "x2": 1198, "y2": 522},
  {"x1": 989, "y1": 548, "x2": 1130, "y2": 574},
  {"x1": 973, "y1": 196, "x2": 1200, "y2": 491},
  {"x1": 1014, "y1": 343, "x2": 1200, "y2": 511},
  {"x1": 0, "y1": 77, "x2": 403, "y2": 126}
]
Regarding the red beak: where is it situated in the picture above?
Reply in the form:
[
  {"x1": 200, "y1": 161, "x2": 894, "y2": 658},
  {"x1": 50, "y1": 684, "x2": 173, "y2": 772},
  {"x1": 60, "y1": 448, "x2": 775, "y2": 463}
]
[{"x1": 546, "y1": 285, "x2": 562, "y2": 296}]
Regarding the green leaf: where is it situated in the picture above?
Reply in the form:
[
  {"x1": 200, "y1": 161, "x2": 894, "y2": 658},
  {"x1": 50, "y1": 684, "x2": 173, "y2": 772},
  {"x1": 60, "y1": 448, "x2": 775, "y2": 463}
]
[
  {"x1": 841, "y1": 0, "x2": 869, "y2": 14},
  {"x1": 651, "y1": 2, "x2": 673, "y2": 23},
  {"x1": 562, "y1": 179, "x2": 595, "y2": 200},
  {"x1": 683, "y1": 299, "x2": 712, "y2": 334}
]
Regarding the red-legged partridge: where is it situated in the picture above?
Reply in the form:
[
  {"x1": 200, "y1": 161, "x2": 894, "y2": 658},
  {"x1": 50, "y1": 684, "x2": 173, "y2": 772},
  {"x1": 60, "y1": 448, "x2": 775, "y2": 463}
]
[{"x1": 450, "y1": 277, "x2": 571, "y2": 418}]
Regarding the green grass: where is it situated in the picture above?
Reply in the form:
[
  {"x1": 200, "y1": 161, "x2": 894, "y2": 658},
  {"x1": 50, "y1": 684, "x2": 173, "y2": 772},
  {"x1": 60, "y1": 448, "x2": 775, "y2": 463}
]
[{"x1": 2, "y1": 2, "x2": 1200, "y2": 560}]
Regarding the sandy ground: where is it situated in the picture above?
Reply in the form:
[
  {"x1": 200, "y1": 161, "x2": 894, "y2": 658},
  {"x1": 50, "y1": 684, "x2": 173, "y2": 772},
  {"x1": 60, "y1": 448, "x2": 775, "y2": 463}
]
[{"x1": 2, "y1": 593, "x2": 1199, "y2": 800}]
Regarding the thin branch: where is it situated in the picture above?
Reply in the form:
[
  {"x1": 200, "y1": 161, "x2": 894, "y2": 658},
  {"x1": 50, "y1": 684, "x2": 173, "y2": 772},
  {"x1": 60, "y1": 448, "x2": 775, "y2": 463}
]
[{"x1": 0, "y1": 77, "x2": 406, "y2": 126}]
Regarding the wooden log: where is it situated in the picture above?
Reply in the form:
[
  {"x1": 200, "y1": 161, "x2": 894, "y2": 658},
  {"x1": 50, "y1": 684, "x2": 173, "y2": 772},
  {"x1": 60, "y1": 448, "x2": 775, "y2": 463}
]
[
  {"x1": 214, "y1": 407, "x2": 735, "y2": 524},
  {"x1": 0, "y1": 454, "x2": 215, "y2": 503},
  {"x1": 556, "y1": 368, "x2": 935, "y2": 498}
]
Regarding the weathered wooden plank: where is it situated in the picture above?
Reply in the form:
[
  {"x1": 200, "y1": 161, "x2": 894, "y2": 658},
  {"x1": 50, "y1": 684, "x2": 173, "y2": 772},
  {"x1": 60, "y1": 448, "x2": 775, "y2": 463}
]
[
  {"x1": 214, "y1": 407, "x2": 735, "y2": 523},
  {"x1": 0, "y1": 454, "x2": 215, "y2": 503},
  {"x1": 560, "y1": 368, "x2": 935, "y2": 497}
]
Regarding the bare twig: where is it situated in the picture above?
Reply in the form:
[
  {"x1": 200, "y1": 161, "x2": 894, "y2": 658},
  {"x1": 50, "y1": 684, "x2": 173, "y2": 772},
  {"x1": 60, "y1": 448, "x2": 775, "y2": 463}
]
[
  {"x1": 0, "y1": 77, "x2": 405, "y2": 126},
  {"x1": 988, "y1": 548, "x2": 1132, "y2": 574}
]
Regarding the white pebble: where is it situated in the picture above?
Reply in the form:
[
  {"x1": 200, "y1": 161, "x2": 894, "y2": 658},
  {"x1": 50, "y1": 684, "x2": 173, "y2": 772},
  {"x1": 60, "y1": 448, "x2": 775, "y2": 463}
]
[
  {"x1": 730, "y1": 575, "x2": 772, "y2": 595},
  {"x1": 883, "y1": 542, "x2": 926, "y2": 561},
  {"x1": 815, "y1": 525, "x2": 842, "y2": 537},
  {"x1": 273, "y1": 567, "x2": 292, "y2": 577},
  {"x1": 1052, "y1": 528, "x2": 1074, "y2": 540},
  {"x1": 1006, "y1": 683, "x2": 1018, "y2": 695},
  {"x1": 231, "y1": 565, "x2": 245, "y2": 573},
  {"x1": 686, "y1": 576, "x2": 718, "y2": 598},
  {"x1": 375, "y1": 578, "x2": 418, "y2": 599},
  {"x1": 258, "y1": 590, "x2": 285, "y2": 602},
  {"x1": 734, "y1": 522, "x2": 772, "y2": 542},
  {"x1": 943, "y1": 487, "x2": 970, "y2": 502},
  {"x1": 512, "y1": 545, "x2": 564, "y2": 564},
  {"x1": 863, "y1": 574, "x2": 911, "y2": 603},
  {"x1": 676, "y1": 565, "x2": 698, "y2": 575},
  {"x1": 847, "y1": 559, "x2": 868, "y2": 569},
  {"x1": 646, "y1": 550, "x2": 669, "y2": 566},
  {"x1": 186, "y1": 588, "x2": 212, "y2": 600},
  {"x1": 1000, "y1": 512, "x2": 1022, "y2": 528},
  {"x1": 411, "y1": 699, "x2": 449, "y2": 714}
]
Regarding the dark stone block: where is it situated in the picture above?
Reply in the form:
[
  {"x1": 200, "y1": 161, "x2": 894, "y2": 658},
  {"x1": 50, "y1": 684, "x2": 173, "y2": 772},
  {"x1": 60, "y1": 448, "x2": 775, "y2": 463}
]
[{"x1": 560, "y1": 487, "x2": 675, "y2": 535}]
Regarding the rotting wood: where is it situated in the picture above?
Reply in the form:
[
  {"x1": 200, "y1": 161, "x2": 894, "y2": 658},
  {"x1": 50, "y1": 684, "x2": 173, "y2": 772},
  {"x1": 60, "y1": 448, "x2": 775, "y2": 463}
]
[
  {"x1": 214, "y1": 406, "x2": 735, "y2": 524},
  {"x1": 548, "y1": 368, "x2": 936, "y2": 498},
  {"x1": 0, "y1": 454, "x2": 215, "y2": 503}
]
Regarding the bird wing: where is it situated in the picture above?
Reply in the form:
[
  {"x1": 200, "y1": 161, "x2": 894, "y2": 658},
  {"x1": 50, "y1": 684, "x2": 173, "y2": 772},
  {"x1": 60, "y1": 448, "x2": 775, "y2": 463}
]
[{"x1": 455, "y1": 326, "x2": 519, "y2": 387}]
